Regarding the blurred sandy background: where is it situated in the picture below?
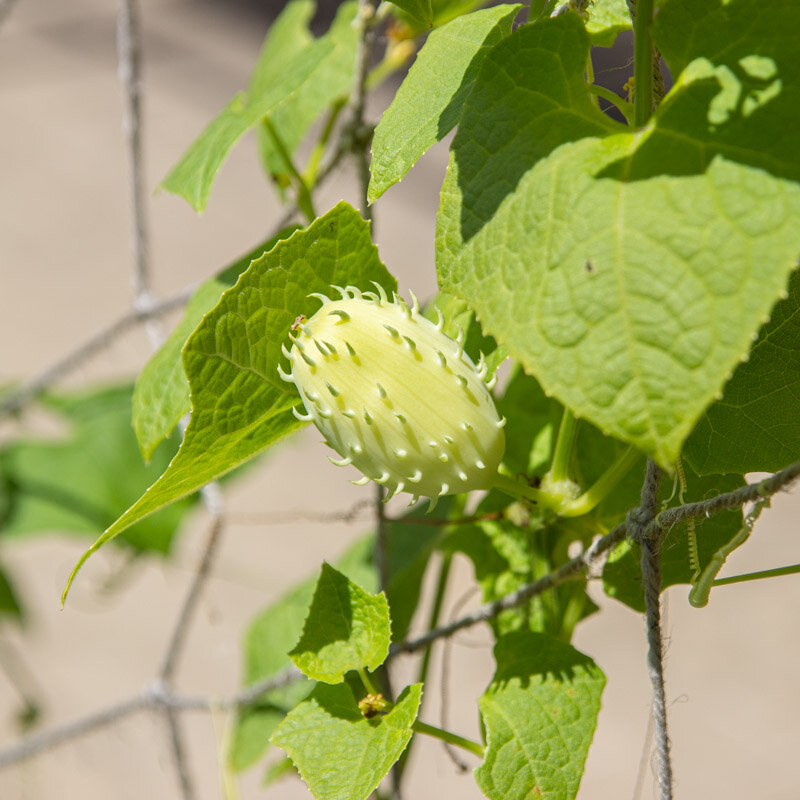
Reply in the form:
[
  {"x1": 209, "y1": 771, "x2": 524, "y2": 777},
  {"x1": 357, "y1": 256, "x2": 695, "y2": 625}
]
[{"x1": 1, "y1": 1, "x2": 798, "y2": 798}]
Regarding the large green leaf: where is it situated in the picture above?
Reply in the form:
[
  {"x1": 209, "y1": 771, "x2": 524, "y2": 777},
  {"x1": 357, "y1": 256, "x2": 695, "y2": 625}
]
[
  {"x1": 602, "y1": 464, "x2": 745, "y2": 612},
  {"x1": 162, "y1": 2, "x2": 357, "y2": 211},
  {"x1": 436, "y1": 8, "x2": 800, "y2": 467},
  {"x1": 476, "y1": 631, "x2": 605, "y2": 800},
  {"x1": 684, "y1": 253, "x2": 800, "y2": 475},
  {"x1": 63, "y1": 203, "x2": 396, "y2": 602},
  {"x1": 368, "y1": 4, "x2": 521, "y2": 202},
  {"x1": 271, "y1": 682, "x2": 422, "y2": 800},
  {"x1": 289, "y1": 563, "x2": 391, "y2": 683},
  {"x1": 133, "y1": 229, "x2": 298, "y2": 462},
  {"x1": 0, "y1": 385, "x2": 193, "y2": 555}
]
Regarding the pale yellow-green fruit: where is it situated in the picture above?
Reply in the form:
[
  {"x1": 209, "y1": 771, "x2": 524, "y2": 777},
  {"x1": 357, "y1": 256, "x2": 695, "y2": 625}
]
[{"x1": 279, "y1": 285, "x2": 505, "y2": 506}]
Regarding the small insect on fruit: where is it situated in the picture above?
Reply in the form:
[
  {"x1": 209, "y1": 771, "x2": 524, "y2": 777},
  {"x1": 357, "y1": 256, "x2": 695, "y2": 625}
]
[{"x1": 278, "y1": 284, "x2": 506, "y2": 509}]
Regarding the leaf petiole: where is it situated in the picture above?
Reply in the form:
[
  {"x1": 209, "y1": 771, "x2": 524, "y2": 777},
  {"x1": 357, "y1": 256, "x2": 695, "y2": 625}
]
[
  {"x1": 548, "y1": 407, "x2": 579, "y2": 485},
  {"x1": 411, "y1": 720, "x2": 485, "y2": 758},
  {"x1": 587, "y1": 84, "x2": 634, "y2": 125},
  {"x1": 559, "y1": 446, "x2": 640, "y2": 518}
]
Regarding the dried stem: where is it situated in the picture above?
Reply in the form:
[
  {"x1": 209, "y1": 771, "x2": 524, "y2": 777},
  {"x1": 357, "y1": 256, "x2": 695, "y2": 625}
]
[
  {"x1": 393, "y1": 522, "x2": 628, "y2": 655},
  {"x1": 0, "y1": 287, "x2": 194, "y2": 419},
  {"x1": 159, "y1": 490, "x2": 225, "y2": 682}
]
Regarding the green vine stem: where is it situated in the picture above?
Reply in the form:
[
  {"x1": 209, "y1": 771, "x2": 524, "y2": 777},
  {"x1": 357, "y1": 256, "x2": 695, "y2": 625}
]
[
  {"x1": 358, "y1": 667, "x2": 381, "y2": 697},
  {"x1": 263, "y1": 117, "x2": 316, "y2": 223},
  {"x1": 587, "y1": 84, "x2": 635, "y2": 125},
  {"x1": 630, "y1": 0, "x2": 655, "y2": 127},
  {"x1": 410, "y1": 720, "x2": 485, "y2": 758}
]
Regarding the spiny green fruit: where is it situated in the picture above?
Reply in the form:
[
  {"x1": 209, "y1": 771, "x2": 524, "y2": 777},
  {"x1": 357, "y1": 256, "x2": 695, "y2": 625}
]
[{"x1": 279, "y1": 284, "x2": 505, "y2": 508}]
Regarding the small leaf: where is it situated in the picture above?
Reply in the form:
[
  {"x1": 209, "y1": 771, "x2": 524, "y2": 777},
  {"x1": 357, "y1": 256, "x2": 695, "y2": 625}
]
[
  {"x1": 389, "y1": 0, "x2": 433, "y2": 28},
  {"x1": 162, "y1": 2, "x2": 358, "y2": 211},
  {"x1": 133, "y1": 228, "x2": 299, "y2": 461},
  {"x1": 271, "y1": 682, "x2": 422, "y2": 800},
  {"x1": 368, "y1": 4, "x2": 521, "y2": 202},
  {"x1": 602, "y1": 465, "x2": 746, "y2": 612},
  {"x1": 289, "y1": 563, "x2": 391, "y2": 683},
  {"x1": 63, "y1": 203, "x2": 396, "y2": 602},
  {"x1": 585, "y1": 0, "x2": 631, "y2": 47},
  {"x1": 476, "y1": 631, "x2": 605, "y2": 800},
  {"x1": 684, "y1": 266, "x2": 800, "y2": 475}
]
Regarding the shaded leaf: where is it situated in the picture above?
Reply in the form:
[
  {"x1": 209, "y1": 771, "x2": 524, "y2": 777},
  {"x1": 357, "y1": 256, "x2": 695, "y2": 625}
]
[
  {"x1": 684, "y1": 266, "x2": 800, "y2": 475},
  {"x1": 369, "y1": 4, "x2": 521, "y2": 202},
  {"x1": 476, "y1": 631, "x2": 605, "y2": 800},
  {"x1": 437, "y1": 10, "x2": 800, "y2": 467},
  {"x1": 64, "y1": 203, "x2": 396, "y2": 601},
  {"x1": 271, "y1": 682, "x2": 422, "y2": 800}
]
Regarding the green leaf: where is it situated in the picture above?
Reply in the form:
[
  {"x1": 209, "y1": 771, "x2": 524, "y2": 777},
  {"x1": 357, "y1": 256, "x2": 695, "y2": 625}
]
[
  {"x1": 684, "y1": 265, "x2": 800, "y2": 475},
  {"x1": 585, "y1": 0, "x2": 631, "y2": 47},
  {"x1": 389, "y1": 0, "x2": 433, "y2": 28},
  {"x1": 496, "y1": 365, "x2": 563, "y2": 477},
  {"x1": 289, "y1": 563, "x2": 391, "y2": 683},
  {"x1": 368, "y1": 4, "x2": 521, "y2": 203},
  {"x1": 444, "y1": 512, "x2": 598, "y2": 640},
  {"x1": 0, "y1": 564, "x2": 23, "y2": 622},
  {"x1": 436, "y1": 10, "x2": 800, "y2": 467},
  {"x1": 250, "y1": 1, "x2": 357, "y2": 187},
  {"x1": 133, "y1": 229, "x2": 299, "y2": 462},
  {"x1": 162, "y1": 2, "x2": 358, "y2": 211},
  {"x1": 63, "y1": 203, "x2": 396, "y2": 602},
  {"x1": 602, "y1": 465, "x2": 745, "y2": 612},
  {"x1": 271, "y1": 682, "x2": 422, "y2": 800},
  {"x1": 229, "y1": 515, "x2": 438, "y2": 772},
  {"x1": 0, "y1": 385, "x2": 194, "y2": 555},
  {"x1": 476, "y1": 631, "x2": 605, "y2": 800}
]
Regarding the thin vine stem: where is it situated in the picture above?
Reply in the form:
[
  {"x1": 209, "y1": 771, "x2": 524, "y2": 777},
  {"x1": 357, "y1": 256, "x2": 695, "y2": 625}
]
[{"x1": 629, "y1": 0, "x2": 655, "y2": 127}]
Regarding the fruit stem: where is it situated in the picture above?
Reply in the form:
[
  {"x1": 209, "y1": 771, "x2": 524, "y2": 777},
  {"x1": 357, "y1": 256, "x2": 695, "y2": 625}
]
[{"x1": 492, "y1": 472, "x2": 551, "y2": 507}]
